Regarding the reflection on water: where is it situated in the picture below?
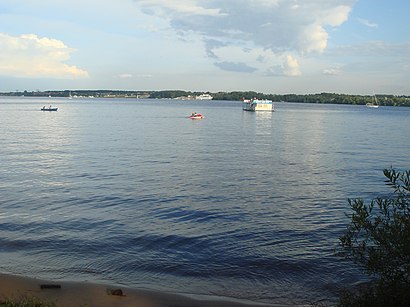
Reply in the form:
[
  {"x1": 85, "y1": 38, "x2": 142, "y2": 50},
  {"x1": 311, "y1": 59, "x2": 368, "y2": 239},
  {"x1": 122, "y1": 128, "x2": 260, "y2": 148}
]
[
  {"x1": 255, "y1": 110, "x2": 273, "y2": 119},
  {"x1": 255, "y1": 111, "x2": 273, "y2": 136}
]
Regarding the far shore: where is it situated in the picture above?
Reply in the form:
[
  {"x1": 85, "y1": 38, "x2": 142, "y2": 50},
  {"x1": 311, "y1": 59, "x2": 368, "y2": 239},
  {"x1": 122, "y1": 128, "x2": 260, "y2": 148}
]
[{"x1": 0, "y1": 273, "x2": 271, "y2": 307}]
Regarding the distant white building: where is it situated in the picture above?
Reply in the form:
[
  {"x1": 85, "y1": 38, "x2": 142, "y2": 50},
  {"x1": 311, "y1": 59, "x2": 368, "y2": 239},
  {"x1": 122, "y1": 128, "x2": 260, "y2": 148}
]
[{"x1": 195, "y1": 93, "x2": 213, "y2": 100}]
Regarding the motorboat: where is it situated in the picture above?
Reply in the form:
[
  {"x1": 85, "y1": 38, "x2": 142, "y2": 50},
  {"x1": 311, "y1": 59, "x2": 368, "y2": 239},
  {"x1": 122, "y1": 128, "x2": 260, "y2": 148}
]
[{"x1": 189, "y1": 112, "x2": 204, "y2": 119}]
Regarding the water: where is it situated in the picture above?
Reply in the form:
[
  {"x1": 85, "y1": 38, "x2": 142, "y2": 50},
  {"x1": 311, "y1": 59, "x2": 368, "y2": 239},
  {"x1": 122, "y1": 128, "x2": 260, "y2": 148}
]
[{"x1": 1, "y1": 97, "x2": 409, "y2": 305}]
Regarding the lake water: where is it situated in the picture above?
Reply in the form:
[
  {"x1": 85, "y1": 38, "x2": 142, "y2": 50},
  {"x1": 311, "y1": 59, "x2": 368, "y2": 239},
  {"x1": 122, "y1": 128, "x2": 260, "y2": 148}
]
[{"x1": 1, "y1": 97, "x2": 409, "y2": 305}]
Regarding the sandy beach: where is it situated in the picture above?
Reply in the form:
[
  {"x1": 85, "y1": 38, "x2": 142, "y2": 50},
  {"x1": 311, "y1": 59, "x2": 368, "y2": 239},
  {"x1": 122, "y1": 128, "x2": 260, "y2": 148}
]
[{"x1": 0, "y1": 273, "x2": 267, "y2": 307}]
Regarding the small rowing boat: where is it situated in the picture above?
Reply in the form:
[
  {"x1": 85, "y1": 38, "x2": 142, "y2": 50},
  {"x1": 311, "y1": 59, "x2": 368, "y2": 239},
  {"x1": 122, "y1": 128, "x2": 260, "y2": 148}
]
[{"x1": 41, "y1": 106, "x2": 58, "y2": 111}]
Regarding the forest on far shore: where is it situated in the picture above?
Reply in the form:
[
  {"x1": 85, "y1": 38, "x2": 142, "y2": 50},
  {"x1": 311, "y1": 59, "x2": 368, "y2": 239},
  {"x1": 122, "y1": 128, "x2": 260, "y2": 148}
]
[{"x1": 1, "y1": 90, "x2": 410, "y2": 107}]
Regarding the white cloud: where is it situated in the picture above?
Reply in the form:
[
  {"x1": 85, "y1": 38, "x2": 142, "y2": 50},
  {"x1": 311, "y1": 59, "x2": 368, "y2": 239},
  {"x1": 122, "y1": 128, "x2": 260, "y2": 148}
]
[
  {"x1": 134, "y1": 0, "x2": 354, "y2": 75},
  {"x1": 328, "y1": 41, "x2": 410, "y2": 57},
  {"x1": 266, "y1": 54, "x2": 301, "y2": 77},
  {"x1": 299, "y1": 24, "x2": 329, "y2": 54},
  {"x1": 136, "y1": 0, "x2": 223, "y2": 16},
  {"x1": 357, "y1": 18, "x2": 378, "y2": 28},
  {"x1": 214, "y1": 61, "x2": 256, "y2": 73},
  {"x1": 0, "y1": 33, "x2": 88, "y2": 79},
  {"x1": 319, "y1": 5, "x2": 352, "y2": 26},
  {"x1": 117, "y1": 73, "x2": 134, "y2": 79},
  {"x1": 283, "y1": 54, "x2": 301, "y2": 76},
  {"x1": 323, "y1": 67, "x2": 342, "y2": 75}
]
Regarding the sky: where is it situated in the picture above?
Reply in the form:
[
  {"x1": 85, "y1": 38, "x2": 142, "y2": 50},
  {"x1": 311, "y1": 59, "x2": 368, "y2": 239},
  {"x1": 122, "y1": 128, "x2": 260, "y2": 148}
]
[{"x1": 0, "y1": 0, "x2": 409, "y2": 95}]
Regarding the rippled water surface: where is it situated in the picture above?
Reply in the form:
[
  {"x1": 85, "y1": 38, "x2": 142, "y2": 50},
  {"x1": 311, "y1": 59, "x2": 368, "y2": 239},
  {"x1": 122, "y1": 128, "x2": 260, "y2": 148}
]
[{"x1": 1, "y1": 97, "x2": 409, "y2": 305}]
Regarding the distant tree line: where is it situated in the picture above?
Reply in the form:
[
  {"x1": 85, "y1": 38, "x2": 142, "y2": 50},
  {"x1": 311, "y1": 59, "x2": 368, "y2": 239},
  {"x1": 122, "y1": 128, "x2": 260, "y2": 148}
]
[
  {"x1": 1, "y1": 90, "x2": 409, "y2": 106},
  {"x1": 154, "y1": 91, "x2": 410, "y2": 106},
  {"x1": 1, "y1": 90, "x2": 150, "y2": 98},
  {"x1": 211, "y1": 91, "x2": 410, "y2": 107}
]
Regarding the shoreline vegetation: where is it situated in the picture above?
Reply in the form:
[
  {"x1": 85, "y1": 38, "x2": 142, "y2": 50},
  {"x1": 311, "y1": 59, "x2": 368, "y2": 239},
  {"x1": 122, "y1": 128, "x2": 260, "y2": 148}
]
[
  {"x1": 1, "y1": 90, "x2": 409, "y2": 107},
  {"x1": 0, "y1": 273, "x2": 264, "y2": 307}
]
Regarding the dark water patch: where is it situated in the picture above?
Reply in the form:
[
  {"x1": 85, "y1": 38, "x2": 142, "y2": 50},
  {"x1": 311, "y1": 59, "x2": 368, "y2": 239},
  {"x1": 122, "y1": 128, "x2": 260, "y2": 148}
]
[{"x1": 153, "y1": 206, "x2": 237, "y2": 223}]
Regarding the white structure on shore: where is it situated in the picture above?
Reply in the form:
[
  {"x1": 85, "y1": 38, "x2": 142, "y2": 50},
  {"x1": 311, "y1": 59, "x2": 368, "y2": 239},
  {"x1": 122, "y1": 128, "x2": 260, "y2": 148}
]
[{"x1": 195, "y1": 93, "x2": 213, "y2": 100}]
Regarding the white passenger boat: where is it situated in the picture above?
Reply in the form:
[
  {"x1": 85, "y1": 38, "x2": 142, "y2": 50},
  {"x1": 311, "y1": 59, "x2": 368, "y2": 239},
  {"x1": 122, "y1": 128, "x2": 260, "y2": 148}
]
[{"x1": 242, "y1": 98, "x2": 274, "y2": 112}]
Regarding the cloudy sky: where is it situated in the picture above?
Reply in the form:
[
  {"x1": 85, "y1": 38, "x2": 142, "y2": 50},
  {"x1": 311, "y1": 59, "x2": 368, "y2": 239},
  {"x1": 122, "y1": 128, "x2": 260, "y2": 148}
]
[{"x1": 0, "y1": 0, "x2": 409, "y2": 94}]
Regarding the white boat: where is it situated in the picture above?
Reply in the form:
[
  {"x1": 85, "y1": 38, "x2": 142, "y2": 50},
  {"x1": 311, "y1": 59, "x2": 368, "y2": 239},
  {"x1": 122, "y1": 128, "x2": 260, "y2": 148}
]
[
  {"x1": 366, "y1": 104, "x2": 379, "y2": 108},
  {"x1": 366, "y1": 93, "x2": 379, "y2": 108},
  {"x1": 243, "y1": 98, "x2": 274, "y2": 112},
  {"x1": 195, "y1": 93, "x2": 213, "y2": 100}
]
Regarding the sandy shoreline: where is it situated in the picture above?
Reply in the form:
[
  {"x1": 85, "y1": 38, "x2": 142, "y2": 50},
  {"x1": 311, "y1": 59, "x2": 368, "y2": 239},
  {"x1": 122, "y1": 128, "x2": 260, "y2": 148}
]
[{"x1": 0, "y1": 273, "x2": 268, "y2": 307}]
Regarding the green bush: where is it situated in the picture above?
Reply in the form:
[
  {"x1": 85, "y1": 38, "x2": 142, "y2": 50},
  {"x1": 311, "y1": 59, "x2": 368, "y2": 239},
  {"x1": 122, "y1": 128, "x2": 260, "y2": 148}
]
[{"x1": 338, "y1": 168, "x2": 410, "y2": 306}]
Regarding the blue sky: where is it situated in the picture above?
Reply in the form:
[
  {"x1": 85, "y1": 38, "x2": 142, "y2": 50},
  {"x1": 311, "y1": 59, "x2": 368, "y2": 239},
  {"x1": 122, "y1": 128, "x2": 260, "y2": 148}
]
[{"x1": 0, "y1": 0, "x2": 409, "y2": 94}]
